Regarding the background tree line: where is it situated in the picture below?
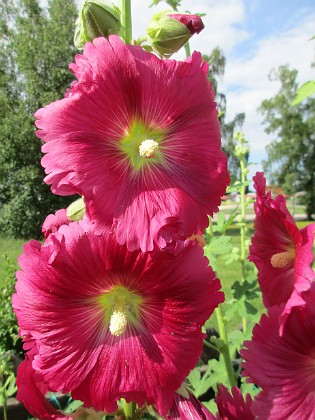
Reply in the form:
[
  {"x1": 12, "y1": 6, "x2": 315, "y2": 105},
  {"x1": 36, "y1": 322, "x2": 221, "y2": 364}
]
[
  {"x1": 259, "y1": 64, "x2": 315, "y2": 220},
  {"x1": 0, "y1": 0, "x2": 77, "y2": 238}
]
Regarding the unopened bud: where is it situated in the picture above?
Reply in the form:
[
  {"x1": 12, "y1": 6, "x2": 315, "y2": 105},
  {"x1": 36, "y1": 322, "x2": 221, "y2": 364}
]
[
  {"x1": 74, "y1": 0, "x2": 121, "y2": 49},
  {"x1": 147, "y1": 10, "x2": 204, "y2": 57}
]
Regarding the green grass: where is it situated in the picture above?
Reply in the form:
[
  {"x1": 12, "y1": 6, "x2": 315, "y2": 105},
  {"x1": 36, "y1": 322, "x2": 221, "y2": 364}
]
[
  {"x1": 0, "y1": 236, "x2": 25, "y2": 282},
  {"x1": 0, "y1": 220, "x2": 312, "y2": 283},
  {"x1": 220, "y1": 198, "x2": 307, "y2": 216}
]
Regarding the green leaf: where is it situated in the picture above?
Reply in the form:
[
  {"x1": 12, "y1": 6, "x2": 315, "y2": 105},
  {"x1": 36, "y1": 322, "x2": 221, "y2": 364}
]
[
  {"x1": 291, "y1": 80, "x2": 315, "y2": 106},
  {"x1": 240, "y1": 377, "x2": 260, "y2": 399},
  {"x1": 64, "y1": 398, "x2": 83, "y2": 413},
  {"x1": 228, "y1": 329, "x2": 244, "y2": 356},
  {"x1": 212, "y1": 212, "x2": 226, "y2": 233},
  {"x1": 244, "y1": 300, "x2": 258, "y2": 315},
  {"x1": 4, "y1": 373, "x2": 17, "y2": 398},
  {"x1": 202, "y1": 399, "x2": 217, "y2": 415},
  {"x1": 204, "y1": 236, "x2": 233, "y2": 256}
]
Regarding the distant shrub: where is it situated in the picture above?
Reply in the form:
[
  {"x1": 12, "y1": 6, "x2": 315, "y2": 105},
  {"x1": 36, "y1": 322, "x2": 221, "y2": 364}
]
[{"x1": 0, "y1": 256, "x2": 22, "y2": 356}]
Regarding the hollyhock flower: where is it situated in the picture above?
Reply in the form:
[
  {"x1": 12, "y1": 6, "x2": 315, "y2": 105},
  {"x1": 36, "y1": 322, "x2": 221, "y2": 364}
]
[
  {"x1": 35, "y1": 35, "x2": 229, "y2": 252},
  {"x1": 42, "y1": 208, "x2": 70, "y2": 238},
  {"x1": 249, "y1": 172, "x2": 315, "y2": 329},
  {"x1": 214, "y1": 385, "x2": 254, "y2": 420},
  {"x1": 16, "y1": 340, "x2": 70, "y2": 420},
  {"x1": 167, "y1": 385, "x2": 215, "y2": 419},
  {"x1": 13, "y1": 223, "x2": 223, "y2": 416},
  {"x1": 241, "y1": 283, "x2": 315, "y2": 419}
]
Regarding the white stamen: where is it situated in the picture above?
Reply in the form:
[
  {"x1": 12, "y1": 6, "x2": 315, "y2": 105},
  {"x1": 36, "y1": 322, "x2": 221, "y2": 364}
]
[
  {"x1": 139, "y1": 139, "x2": 159, "y2": 158},
  {"x1": 109, "y1": 309, "x2": 128, "y2": 336}
]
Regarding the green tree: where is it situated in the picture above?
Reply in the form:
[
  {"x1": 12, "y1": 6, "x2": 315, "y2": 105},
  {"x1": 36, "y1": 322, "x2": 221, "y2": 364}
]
[
  {"x1": 259, "y1": 65, "x2": 315, "y2": 219},
  {"x1": 0, "y1": 0, "x2": 77, "y2": 238},
  {"x1": 203, "y1": 49, "x2": 246, "y2": 179}
]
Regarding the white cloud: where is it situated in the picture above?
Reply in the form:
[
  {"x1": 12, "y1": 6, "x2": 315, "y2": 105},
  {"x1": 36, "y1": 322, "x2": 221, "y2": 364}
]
[{"x1": 221, "y1": 11, "x2": 315, "y2": 167}]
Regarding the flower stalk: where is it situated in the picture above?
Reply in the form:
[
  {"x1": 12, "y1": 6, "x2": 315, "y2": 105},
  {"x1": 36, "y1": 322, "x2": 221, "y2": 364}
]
[
  {"x1": 121, "y1": 0, "x2": 132, "y2": 44},
  {"x1": 234, "y1": 132, "x2": 249, "y2": 334},
  {"x1": 215, "y1": 306, "x2": 236, "y2": 388}
]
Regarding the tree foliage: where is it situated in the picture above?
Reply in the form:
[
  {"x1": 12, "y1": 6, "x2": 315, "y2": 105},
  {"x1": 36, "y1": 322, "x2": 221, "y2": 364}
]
[
  {"x1": 0, "y1": 0, "x2": 77, "y2": 238},
  {"x1": 203, "y1": 49, "x2": 246, "y2": 179},
  {"x1": 259, "y1": 65, "x2": 315, "y2": 219}
]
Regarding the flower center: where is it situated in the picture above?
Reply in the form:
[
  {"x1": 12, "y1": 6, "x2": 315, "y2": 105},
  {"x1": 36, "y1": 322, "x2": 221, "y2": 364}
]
[
  {"x1": 96, "y1": 285, "x2": 143, "y2": 337},
  {"x1": 119, "y1": 120, "x2": 166, "y2": 171},
  {"x1": 139, "y1": 139, "x2": 159, "y2": 158},
  {"x1": 270, "y1": 249, "x2": 295, "y2": 268}
]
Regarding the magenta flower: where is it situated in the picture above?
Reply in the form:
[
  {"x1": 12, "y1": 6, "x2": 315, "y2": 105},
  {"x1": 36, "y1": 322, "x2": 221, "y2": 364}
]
[
  {"x1": 35, "y1": 35, "x2": 229, "y2": 252},
  {"x1": 13, "y1": 223, "x2": 223, "y2": 416},
  {"x1": 214, "y1": 385, "x2": 254, "y2": 420},
  {"x1": 42, "y1": 208, "x2": 70, "y2": 238},
  {"x1": 168, "y1": 387, "x2": 215, "y2": 419},
  {"x1": 249, "y1": 172, "x2": 315, "y2": 329},
  {"x1": 241, "y1": 283, "x2": 315, "y2": 419},
  {"x1": 16, "y1": 340, "x2": 69, "y2": 420}
]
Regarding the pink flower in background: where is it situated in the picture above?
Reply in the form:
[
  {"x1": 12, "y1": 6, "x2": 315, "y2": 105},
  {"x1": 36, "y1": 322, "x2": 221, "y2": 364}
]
[
  {"x1": 241, "y1": 283, "x2": 315, "y2": 419},
  {"x1": 35, "y1": 35, "x2": 229, "y2": 252},
  {"x1": 42, "y1": 208, "x2": 70, "y2": 238},
  {"x1": 168, "y1": 387, "x2": 215, "y2": 419},
  {"x1": 214, "y1": 385, "x2": 254, "y2": 420},
  {"x1": 249, "y1": 172, "x2": 315, "y2": 329},
  {"x1": 16, "y1": 340, "x2": 69, "y2": 420},
  {"x1": 13, "y1": 223, "x2": 223, "y2": 416}
]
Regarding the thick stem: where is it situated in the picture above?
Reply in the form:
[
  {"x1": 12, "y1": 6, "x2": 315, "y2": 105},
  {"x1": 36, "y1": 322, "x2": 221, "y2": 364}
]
[
  {"x1": 215, "y1": 306, "x2": 236, "y2": 387},
  {"x1": 121, "y1": 0, "x2": 132, "y2": 44}
]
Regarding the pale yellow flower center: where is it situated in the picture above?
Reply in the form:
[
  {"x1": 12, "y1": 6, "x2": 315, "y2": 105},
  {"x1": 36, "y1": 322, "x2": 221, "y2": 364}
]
[
  {"x1": 109, "y1": 306, "x2": 128, "y2": 336},
  {"x1": 139, "y1": 139, "x2": 159, "y2": 158},
  {"x1": 270, "y1": 249, "x2": 295, "y2": 268}
]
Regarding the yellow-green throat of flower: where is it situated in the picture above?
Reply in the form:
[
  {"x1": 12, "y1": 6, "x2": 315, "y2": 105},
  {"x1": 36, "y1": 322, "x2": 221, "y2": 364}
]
[
  {"x1": 97, "y1": 285, "x2": 143, "y2": 337},
  {"x1": 119, "y1": 120, "x2": 166, "y2": 171}
]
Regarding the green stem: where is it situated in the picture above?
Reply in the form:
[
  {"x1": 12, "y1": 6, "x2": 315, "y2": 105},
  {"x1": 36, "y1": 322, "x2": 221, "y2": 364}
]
[
  {"x1": 3, "y1": 393, "x2": 7, "y2": 420},
  {"x1": 239, "y1": 141, "x2": 247, "y2": 334},
  {"x1": 184, "y1": 41, "x2": 191, "y2": 58},
  {"x1": 122, "y1": 400, "x2": 137, "y2": 419},
  {"x1": 215, "y1": 306, "x2": 236, "y2": 387},
  {"x1": 203, "y1": 339, "x2": 220, "y2": 353},
  {"x1": 121, "y1": 0, "x2": 132, "y2": 44}
]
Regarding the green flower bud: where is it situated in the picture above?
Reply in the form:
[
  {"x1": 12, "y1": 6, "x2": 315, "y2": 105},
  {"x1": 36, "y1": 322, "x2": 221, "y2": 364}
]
[
  {"x1": 74, "y1": 0, "x2": 121, "y2": 49},
  {"x1": 67, "y1": 197, "x2": 86, "y2": 222},
  {"x1": 147, "y1": 10, "x2": 204, "y2": 57}
]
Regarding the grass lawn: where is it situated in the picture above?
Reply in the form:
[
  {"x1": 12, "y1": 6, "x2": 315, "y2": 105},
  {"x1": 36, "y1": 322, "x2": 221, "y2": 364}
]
[
  {"x1": 0, "y1": 236, "x2": 25, "y2": 282},
  {"x1": 219, "y1": 200, "x2": 307, "y2": 217},
  {"x1": 0, "y1": 220, "x2": 312, "y2": 284}
]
